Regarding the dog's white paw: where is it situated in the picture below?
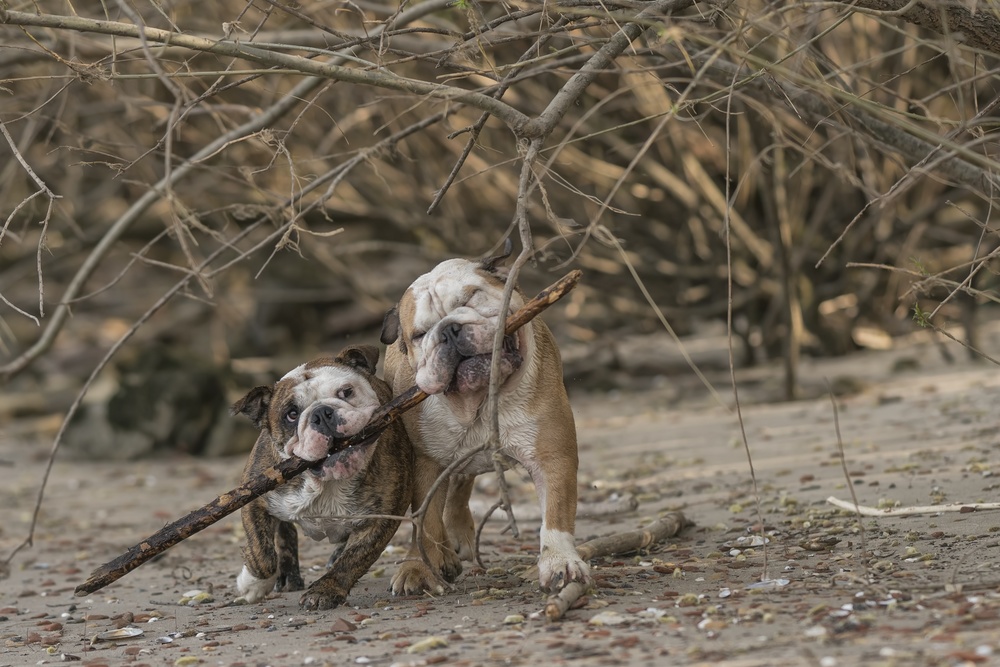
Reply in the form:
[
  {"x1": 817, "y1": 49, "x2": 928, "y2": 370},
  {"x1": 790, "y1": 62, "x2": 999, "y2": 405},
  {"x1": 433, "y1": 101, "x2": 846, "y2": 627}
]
[
  {"x1": 538, "y1": 529, "x2": 590, "y2": 592},
  {"x1": 236, "y1": 565, "x2": 277, "y2": 603}
]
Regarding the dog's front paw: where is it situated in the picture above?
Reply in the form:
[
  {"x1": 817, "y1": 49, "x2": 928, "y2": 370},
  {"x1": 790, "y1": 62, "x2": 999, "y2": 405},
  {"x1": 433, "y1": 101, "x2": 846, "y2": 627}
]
[
  {"x1": 538, "y1": 553, "x2": 590, "y2": 592},
  {"x1": 538, "y1": 529, "x2": 590, "y2": 592},
  {"x1": 390, "y1": 560, "x2": 446, "y2": 596},
  {"x1": 236, "y1": 565, "x2": 277, "y2": 603},
  {"x1": 299, "y1": 582, "x2": 346, "y2": 611}
]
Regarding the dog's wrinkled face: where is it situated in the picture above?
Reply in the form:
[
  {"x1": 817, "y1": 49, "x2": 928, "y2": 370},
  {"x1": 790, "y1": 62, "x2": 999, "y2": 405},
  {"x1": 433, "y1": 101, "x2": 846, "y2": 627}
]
[
  {"x1": 382, "y1": 256, "x2": 528, "y2": 396},
  {"x1": 234, "y1": 347, "x2": 382, "y2": 481}
]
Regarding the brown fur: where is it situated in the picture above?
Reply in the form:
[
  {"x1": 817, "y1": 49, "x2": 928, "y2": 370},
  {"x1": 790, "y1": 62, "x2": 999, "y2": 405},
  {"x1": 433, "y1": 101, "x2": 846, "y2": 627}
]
[{"x1": 381, "y1": 259, "x2": 584, "y2": 594}]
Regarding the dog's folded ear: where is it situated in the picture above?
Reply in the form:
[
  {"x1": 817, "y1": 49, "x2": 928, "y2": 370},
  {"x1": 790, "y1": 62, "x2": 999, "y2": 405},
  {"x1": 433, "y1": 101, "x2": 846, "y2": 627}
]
[
  {"x1": 337, "y1": 344, "x2": 380, "y2": 375},
  {"x1": 380, "y1": 306, "x2": 400, "y2": 345},
  {"x1": 231, "y1": 385, "x2": 272, "y2": 428},
  {"x1": 480, "y1": 237, "x2": 513, "y2": 279}
]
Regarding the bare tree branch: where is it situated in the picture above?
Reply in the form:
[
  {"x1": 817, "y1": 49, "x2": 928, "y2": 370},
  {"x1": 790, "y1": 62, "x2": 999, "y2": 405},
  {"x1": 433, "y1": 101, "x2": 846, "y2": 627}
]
[
  {"x1": 835, "y1": 0, "x2": 1000, "y2": 56},
  {"x1": 0, "y1": 9, "x2": 533, "y2": 134},
  {"x1": 0, "y1": 0, "x2": 457, "y2": 382},
  {"x1": 524, "y1": 0, "x2": 695, "y2": 138}
]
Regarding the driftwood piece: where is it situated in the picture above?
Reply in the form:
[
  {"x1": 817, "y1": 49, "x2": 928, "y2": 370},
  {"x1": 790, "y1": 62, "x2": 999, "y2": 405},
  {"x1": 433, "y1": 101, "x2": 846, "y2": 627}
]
[
  {"x1": 544, "y1": 511, "x2": 689, "y2": 621},
  {"x1": 74, "y1": 269, "x2": 582, "y2": 597},
  {"x1": 827, "y1": 496, "x2": 1000, "y2": 517}
]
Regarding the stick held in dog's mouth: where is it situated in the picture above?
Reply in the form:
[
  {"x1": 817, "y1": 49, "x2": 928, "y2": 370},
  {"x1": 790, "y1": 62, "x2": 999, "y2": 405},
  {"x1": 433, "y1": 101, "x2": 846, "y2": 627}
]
[{"x1": 73, "y1": 269, "x2": 582, "y2": 597}]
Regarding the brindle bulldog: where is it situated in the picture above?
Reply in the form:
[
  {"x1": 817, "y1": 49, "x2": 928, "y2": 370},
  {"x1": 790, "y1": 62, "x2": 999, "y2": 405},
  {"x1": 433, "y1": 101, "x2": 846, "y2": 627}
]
[{"x1": 232, "y1": 345, "x2": 412, "y2": 610}]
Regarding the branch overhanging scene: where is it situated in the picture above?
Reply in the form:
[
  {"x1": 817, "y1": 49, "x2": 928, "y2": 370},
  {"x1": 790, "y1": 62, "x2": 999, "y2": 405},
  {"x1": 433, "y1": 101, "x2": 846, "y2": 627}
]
[{"x1": 3, "y1": 0, "x2": 1000, "y2": 664}]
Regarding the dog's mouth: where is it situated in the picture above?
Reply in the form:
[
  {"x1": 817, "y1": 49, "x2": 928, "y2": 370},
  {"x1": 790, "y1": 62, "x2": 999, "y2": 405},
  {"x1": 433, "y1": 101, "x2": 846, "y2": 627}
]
[
  {"x1": 308, "y1": 433, "x2": 378, "y2": 478},
  {"x1": 446, "y1": 333, "x2": 523, "y2": 394}
]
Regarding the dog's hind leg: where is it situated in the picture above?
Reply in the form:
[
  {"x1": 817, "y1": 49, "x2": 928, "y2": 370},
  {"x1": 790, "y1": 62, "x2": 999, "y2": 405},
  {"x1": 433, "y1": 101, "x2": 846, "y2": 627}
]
[
  {"x1": 237, "y1": 498, "x2": 280, "y2": 602},
  {"x1": 444, "y1": 474, "x2": 476, "y2": 561},
  {"x1": 390, "y1": 453, "x2": 461, "y2": 595}
]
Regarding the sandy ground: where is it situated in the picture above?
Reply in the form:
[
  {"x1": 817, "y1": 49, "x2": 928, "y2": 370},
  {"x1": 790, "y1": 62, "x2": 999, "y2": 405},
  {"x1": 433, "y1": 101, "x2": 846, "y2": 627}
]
[{"x1": 4, "y1": 327, "x2": 1000, "y2": 667}]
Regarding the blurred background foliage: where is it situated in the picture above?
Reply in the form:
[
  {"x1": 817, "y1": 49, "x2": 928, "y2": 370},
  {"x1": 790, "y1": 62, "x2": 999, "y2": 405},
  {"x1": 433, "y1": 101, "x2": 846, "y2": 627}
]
[{"x1": 2, "y1": 0, "x2": 999, "y2": 456}]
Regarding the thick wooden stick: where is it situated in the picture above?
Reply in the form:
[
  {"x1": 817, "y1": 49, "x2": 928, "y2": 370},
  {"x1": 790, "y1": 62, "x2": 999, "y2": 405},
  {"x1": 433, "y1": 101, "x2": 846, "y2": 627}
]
[
  {"x1": 75, "y1": 270, "x2": 582, "y2": 597},
  {"x1": 544, "y1": 511, "x2": 689, "y2": 621}
]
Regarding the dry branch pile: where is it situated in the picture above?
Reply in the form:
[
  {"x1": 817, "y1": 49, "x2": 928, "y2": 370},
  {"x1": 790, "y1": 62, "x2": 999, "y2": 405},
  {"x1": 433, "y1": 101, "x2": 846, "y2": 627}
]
[{"x1": 2, "y1": 0, "x2": 1000, "y2": 405}]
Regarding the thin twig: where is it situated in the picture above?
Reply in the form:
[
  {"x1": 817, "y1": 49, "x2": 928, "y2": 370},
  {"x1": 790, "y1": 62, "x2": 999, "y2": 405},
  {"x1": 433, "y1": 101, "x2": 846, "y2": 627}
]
[
  {"x1": 427, "y1": 15, "x2": 571, "y2": 214},
  {"x1": 482, "y1": 138, "x2": 547, "y2": 547},
  {"x1": 827, "y1": 380, "x2": 871, "y2": 583},
  {"x1": 722, "y1": 51, "x2": 768, "y2": 584},
  {"x1": 1, "y1": 10, "x2": 532, "y2": 134},
  {"x1": 473, "y1": 499, "x2": 504, "y2": 569},
  {"x1": 524, "y1": 0, "x2": 694, "y2": 138},
  {"x1": 0, "y1": 122, "x2": 61, "y2": 321},
  {"x1": 0, "y1": 123, "x2": 60, "y2": 198}
]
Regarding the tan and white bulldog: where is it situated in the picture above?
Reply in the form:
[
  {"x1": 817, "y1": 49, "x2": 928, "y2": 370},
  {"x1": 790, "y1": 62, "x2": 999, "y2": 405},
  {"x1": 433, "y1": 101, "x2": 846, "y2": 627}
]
[
  {"x1": 380, "y1": 247, "x2": 589, "y2": 593},
  {"x1": 232, "y1": 345, "x2": 412, "y2": 610}
]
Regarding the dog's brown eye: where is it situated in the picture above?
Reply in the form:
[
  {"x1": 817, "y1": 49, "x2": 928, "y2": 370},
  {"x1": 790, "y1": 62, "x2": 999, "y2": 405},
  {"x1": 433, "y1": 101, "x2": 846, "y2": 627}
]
[
  {"x1": 284, "y1": 406, "x2": 299, "y2": 423},
  {"x1": 412, "y1": 332, "x2": 425, "y2": 342},
  {"x1": 338, "y1": 387, "x2": 354, "y2": 400}
]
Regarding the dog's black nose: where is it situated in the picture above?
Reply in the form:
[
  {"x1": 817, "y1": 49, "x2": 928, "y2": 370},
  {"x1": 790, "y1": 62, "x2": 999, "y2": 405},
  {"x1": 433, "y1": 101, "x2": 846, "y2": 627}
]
[
  {"x1": 441, "y1": 322, "x2": 462, "y2": 345},
  {"x1": 309, "y1": 405, "x2": 341, "y2": 436}
]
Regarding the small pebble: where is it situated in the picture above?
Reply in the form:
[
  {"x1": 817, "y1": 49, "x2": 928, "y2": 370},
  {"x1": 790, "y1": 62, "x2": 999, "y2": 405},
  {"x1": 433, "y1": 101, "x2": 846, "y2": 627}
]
[{"x1": 406, "y1": 636, "x2": 448, "y2": 653}]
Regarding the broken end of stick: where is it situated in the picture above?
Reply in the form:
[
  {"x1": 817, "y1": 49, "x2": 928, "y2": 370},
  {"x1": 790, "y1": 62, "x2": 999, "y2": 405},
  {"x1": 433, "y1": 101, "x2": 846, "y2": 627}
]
[
  {"x1": 551, "y1": 270, "x2": 582, "y2": 300},
  {"x1": 74, "y1": 574, "x2": 105, "y2": 597},
  {"x1": 543, "y1": 580, "x2": 591, "y2": 622},
  {"x1": 74, "y1": 549, "x2": 140, "y2": 596}
]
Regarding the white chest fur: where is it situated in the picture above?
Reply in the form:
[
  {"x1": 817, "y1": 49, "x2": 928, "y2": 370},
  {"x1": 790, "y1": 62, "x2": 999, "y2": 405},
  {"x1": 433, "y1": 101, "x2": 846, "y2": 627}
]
[
  {"x1": 417, "y1": 391, "x2": 540, "y2": 477},
  {"x1": 265, "y1": 476, "x2": 357, "y2": 543}
]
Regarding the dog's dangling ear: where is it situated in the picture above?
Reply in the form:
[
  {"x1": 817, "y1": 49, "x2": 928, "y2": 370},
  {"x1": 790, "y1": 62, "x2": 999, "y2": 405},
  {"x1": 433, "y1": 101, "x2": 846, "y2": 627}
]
[
  {"x1": 480, "y1": 237, "x2": 513, "y2": 280},
  {"x1": 231, "y1": 385, "x2": 273, "y2": 429},
  {"x1": 337, "y1": 344, "x2": 380, "y2": 375},
  {"x1": 380, "y1": 306, "x2": 400, "y2": 345}
]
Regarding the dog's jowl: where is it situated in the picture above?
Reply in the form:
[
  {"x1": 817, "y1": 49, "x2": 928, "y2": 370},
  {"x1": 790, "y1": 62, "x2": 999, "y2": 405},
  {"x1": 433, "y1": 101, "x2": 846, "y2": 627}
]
[
  {"x1": 232, "y1": 345, "x2": 412, "y2": 610},
  {"x1": 380, "y1": 245, "x2": 590, "y2": 594}
]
